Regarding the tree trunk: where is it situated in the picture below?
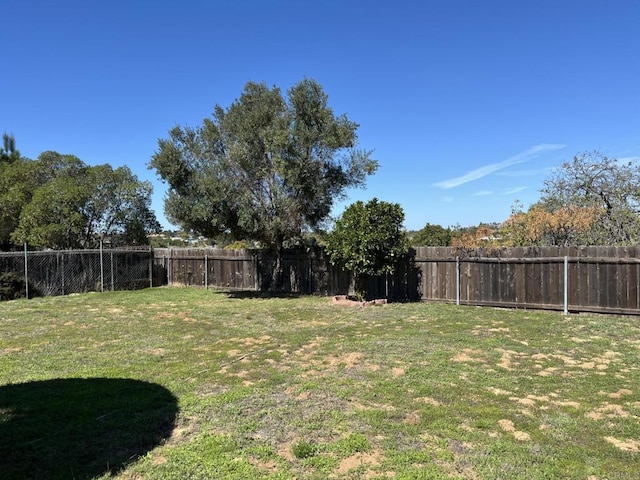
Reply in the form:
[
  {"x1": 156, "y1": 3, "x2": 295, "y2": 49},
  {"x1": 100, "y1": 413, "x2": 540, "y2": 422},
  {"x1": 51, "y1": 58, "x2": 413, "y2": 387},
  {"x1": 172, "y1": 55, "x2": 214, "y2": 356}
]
[
  {"x1": 349, "y1": 272, "x2": 368, "y2": 301},
  {"x1": 269, "y1": 241, "x2": 284, "y2": 291}
]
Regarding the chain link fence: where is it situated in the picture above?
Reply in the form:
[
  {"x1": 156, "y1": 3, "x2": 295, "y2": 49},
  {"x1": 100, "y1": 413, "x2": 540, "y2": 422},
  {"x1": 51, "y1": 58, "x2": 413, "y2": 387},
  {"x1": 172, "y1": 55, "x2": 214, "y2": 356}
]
[{"x1": 0, "y1": 245, "x2": 157, "y2": 299}]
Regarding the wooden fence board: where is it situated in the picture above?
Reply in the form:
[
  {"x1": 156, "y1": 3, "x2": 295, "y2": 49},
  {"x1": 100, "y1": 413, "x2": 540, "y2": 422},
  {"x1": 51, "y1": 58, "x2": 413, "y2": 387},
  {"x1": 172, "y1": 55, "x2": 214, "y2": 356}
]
[
  {"x1": 588, "y1": 254, "x2": 600, "y2": 308},
  {"x1": 629, "y1": 247, "x2": 639, "y2": 310},
  {"x1": 578, "y1": 250, "x2": 589, "y2": 308},
  {"x1": 530, "y1": 260, "x2": 542, "y2": 306},
  {"x1": 567, "y1": 246, "x2": 578, "y2": 309}
]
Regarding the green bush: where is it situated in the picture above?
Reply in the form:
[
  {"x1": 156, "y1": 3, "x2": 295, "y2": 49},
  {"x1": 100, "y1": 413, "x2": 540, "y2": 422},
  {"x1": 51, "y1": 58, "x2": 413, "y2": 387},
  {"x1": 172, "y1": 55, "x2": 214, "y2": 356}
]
[
  {"x1": 0, "y1": 272, "x2": 27, "y2": 301},
  {"x1": 291, "y1": 440, "x2": 317, "y2": 459}
]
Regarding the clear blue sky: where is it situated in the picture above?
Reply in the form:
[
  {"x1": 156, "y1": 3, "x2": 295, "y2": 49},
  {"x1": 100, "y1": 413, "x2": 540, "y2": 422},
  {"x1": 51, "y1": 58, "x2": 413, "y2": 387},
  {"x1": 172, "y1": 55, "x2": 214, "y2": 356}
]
[{"x1": 4, "y1": 0, "x2": 639, "y2": 231}]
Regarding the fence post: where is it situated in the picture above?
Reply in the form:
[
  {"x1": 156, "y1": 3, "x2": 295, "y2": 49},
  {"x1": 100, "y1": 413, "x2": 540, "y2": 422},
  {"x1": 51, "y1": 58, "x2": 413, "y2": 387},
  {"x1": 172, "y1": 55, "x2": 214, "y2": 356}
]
[
  {"x1": 385, "y1": 272, "x2": 389, "y2": 299},
  {"x1": 456, "y1": 256, "x2": 460, "y2": 306},
  {"x1": 60, "y1": 252, "x2": 65, "y2": 295},
  {"x1": 254, "y1": 254, "x2": 259, "y2": 291},
  {"x1": 149, "y1": 252, "x2": 153, "y2": 288},
  {"x1": 99, "y1": 240, "x2": 104, "y2": 292},
  {"x1": 564, "y1": 256, "x2": 568, "y2": 315},
  {"x1": 205, "y1": 255, "x2": 208, "y2": 290},
  {"x1": 110, "y1": 251, "x2": 115, "y2": 291},
  {"x1": 23, "y1": 243, "x2": 29, "y2": 299}
]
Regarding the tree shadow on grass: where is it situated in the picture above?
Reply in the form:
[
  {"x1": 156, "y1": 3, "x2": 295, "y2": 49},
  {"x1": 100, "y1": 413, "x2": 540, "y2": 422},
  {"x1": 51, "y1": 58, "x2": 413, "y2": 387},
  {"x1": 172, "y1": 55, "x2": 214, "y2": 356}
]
[{"x1": 0, "y1": 378, "x2": 178, "y2": 480}]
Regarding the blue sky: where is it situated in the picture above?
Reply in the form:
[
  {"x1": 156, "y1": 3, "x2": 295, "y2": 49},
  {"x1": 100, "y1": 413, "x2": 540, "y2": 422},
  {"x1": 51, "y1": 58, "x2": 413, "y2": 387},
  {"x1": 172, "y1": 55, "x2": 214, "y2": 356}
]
[{"x1": 3, "y1": 0, "x2": 639, "y2": 231}]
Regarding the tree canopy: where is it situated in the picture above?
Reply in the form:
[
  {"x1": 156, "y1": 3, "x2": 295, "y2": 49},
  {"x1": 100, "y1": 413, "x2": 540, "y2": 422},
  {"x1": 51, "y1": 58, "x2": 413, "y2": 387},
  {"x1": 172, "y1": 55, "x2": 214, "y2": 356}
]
[
  {"x1": 326, "y1": 198, "x2": 408, "y2": 299},
  {"x1": 150, "y1": 78, "x2": 377, "y2": 258},
  {"x1": 537, "y1": 151, "x2": 640, "y2": 245},
  {"x1": 1, "y1": 150, "x2": 160, "y2": 250},
  {"x1": 409, "y1": 222, "x2": 452, "y2": 247},
  {"x1": 501, "y1": 201, "x2": 601, "y2": 247}
]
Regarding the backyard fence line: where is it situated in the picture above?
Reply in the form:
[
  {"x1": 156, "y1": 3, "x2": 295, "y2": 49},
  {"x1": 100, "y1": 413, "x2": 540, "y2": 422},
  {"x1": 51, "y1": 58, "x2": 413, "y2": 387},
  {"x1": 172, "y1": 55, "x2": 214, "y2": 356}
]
[
  {"x1": 155, "y1": 246, "x2": 640, "y2": 316},
  {"x1": 3, "y1": 244, "x2": 638, "y2": 316},
  {"x1": 0, "y1": 243, "x2": 157, "y2": 299}
]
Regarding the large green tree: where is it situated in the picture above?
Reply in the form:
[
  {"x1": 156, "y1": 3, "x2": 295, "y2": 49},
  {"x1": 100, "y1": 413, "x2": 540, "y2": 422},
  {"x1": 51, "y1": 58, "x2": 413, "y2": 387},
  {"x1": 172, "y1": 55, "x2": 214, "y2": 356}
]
[
  {"x1": 539, "y1": 150, "x2": 640, "y2": 245},
  {"x1": 326, "y1": 198, "x2": 408, "y2": 300},
  {"x1": 150, "y1": 78, "x2": 377, "y2": 285},
  {"x1": 4, "y1": 152, "x2": 160, "y2": 250},
  {"x1": 0, "y1": 134, "x2": 27, "y2": 248},
  {"x1": 409, "y1": 222, "x2": 452, "y2": 247},
  {"x1": 0, "y1": 159, "x2": 38, "y2": 249}
]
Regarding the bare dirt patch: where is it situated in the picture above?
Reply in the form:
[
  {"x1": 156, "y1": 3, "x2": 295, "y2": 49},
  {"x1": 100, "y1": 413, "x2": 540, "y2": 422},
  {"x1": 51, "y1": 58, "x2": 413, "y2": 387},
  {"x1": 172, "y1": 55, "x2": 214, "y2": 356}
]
[
  {"x1": 353, "y1": 401, "x2": 396, "y2": 412},
  {"x1": 495, "y1": 348, "x2": 528, "y2": 370},
  {"x1": 293, "y1": 337, "x2": 325, "y2": 358},
  {"x1": 604, "y1": 389, "x2": 633, "y2": 399},
  {"x1": 1, "y1": 347, "x2": 23, "y2": 354},
  {"x1": 510, "y1": 396, "x2": 537, "y2": 407},
  {"x1": 452, "y1": 348, "x2": 485, "y2": 363},
  {"x1": 241, "y1": 335, "x2": 273, "y2": 347},
  {"x1": 332, "y1": 295, "x2": 387, "y2": 307},
  {"x1": 152, "y1": 455, "x2": 168, "y2": 465},
  {"x1": 498, "y1": 419, "x2": 516, "y2": 432},
  {"x1": 251, "y1": 458, "x2": 279, "y2": 474},
  {"x1": 403, "y1": 411, "x2": 421, "y2": 425},
  {"x1": 328, "y1": 352, "x2": 364, "y2": 369},
  {"x1": 276, "y1": 442, "x2": 297, "y2": 463},
  {"x1": 487, "y1": 387, "x2": 512, "y2": 396},
  {"x1": 554, "y1": 400, "x2": 580, "y2": 408},
  {"x1": 498, "y1": 419, "x2": 530, "y2": 441},
  {"x1": 604, "y1": 436, "x2": 640, "y2": 452},
  {"x1": 415, "y1": 396, "x2": 441, "y2": 406},
  {"x1": 586, "y1": 403, "x2": 633, "y2": 420},
  {"x1": 336, "y1": 451, "x2": 382, "y2": 476}
]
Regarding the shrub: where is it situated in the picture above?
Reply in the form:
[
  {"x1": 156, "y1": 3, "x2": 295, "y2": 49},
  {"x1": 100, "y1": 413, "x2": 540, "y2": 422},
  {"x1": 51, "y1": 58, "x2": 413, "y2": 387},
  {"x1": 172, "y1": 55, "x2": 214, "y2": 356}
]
[
  {"x1": 0, "y1": 272, "x2": 27, "y2": 301},
  {"x1": 326, "y1": 198, "x2": 408, "y2": 300},
  {"x1": 291, "y1": 440, "x2": 317, "y2": 459}
]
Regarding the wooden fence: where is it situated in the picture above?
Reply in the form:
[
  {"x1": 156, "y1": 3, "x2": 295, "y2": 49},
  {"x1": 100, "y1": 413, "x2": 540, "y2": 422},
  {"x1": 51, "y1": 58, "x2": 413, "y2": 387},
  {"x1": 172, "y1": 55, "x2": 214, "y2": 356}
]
[
  {"x1": 415, "y1": 246, "x2": 640, "y2": 316},
  {"x1": 153, "y1": 246, "x2": 640, "y2": 315},
  {"x1": 153, "y1": 247, "x2": 340, "y2": 293}
]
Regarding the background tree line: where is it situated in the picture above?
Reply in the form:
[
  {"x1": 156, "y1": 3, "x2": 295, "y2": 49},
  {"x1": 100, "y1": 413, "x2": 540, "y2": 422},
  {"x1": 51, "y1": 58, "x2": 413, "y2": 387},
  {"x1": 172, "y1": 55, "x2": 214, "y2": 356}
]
[
  {"x1": 0, "y1": 134, "x2": 160, "y2": 251},
  {"x1": 409, "y1": 151, "x2": 640, "y2": 249},
  {"x1": 6, "y1": 75, "x2": 635, "y2": 268}
]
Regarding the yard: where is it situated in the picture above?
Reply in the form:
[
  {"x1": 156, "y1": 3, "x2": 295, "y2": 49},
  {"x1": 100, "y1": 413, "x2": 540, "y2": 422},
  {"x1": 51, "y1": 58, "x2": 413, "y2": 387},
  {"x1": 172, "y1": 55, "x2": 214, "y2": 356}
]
[{"x1": 1, "y1": 288, "x2": 639, "y2": 479}]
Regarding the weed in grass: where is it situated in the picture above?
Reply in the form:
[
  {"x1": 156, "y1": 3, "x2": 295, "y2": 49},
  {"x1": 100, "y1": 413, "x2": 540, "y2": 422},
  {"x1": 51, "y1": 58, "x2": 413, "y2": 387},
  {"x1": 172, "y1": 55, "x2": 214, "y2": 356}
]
[
  {"x1": 331, "y1": 432, "x2": 371, "y2": 455},
  {"x1": 291, "y1": 440, "x2": 318, "y2": 459}
]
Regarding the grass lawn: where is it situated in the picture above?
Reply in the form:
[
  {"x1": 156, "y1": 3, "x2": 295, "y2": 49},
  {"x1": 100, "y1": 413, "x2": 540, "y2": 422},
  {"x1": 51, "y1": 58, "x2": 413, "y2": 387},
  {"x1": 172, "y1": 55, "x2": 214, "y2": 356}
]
[{"x1": 1, "y1": 288, "x2": 639, "y2": 479}]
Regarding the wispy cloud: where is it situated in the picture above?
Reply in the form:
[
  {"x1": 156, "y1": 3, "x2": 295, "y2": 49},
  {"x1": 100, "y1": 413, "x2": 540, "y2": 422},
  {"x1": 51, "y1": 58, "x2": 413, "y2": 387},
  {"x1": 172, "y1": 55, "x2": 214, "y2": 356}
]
[
  {"x1": 502, "y1": 186, "x2": 528, "y2": 195},
  {"x1": 433, "y1": 144, "x2": 566, "y2": 189},
  {"x1": 473, "y1": 190, "x2": 494, "y2": 196},
  {"x1": 496, "y1": 167, "x2": 554, "y2": 177}
]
